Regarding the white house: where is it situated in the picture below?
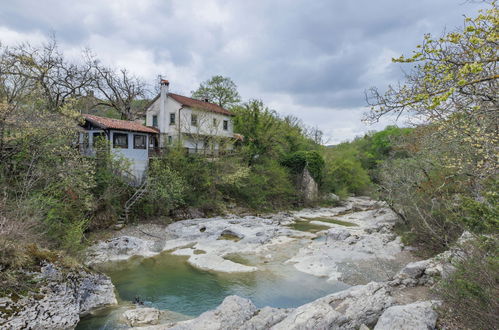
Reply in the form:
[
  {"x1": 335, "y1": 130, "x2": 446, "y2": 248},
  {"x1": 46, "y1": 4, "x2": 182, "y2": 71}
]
[
  {"x1": 79, "y1": 114, "x2": 159, "y2": 183},
  {"x1": 145, "y1": 80, "x2": 238, "y2": 154}
]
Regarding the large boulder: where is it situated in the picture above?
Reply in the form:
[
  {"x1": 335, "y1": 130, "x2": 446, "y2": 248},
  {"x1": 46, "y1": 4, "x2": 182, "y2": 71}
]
[
  {"x1": 272, "y1": 282, "x2": 394, "y2": 330},
  {"x1": 374, "y1": 301, "x2": 439, "y2": 330},
  {"x1": 170, "y1": 296, "x2": 258, "y2": 330},
  {"x1": 124, "y1": 307, "x2": 162, "y2": 327},
  {"x1": 0, "y1": 263, "x2": 117, "y2": 329}
]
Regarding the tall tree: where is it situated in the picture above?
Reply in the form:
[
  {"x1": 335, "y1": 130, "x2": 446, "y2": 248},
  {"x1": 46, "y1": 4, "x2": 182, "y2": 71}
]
[
  {"x1": 191, "y1": 75, "x2": 241, "y2": 108},
  {"x1": 366, "y1": 3, "x2": 498, "y2": 183},
  {"x1": 91, "y1": 63, "x2": 148, "y2": 120}
]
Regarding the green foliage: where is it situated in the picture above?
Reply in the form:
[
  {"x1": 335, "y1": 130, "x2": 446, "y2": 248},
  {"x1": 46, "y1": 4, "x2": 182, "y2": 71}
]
[
  {"x1": 360, "y1": 126, "x2": 412, "y2": 170},
  {"x1": 439, "y1": 238, "x2": 498, "y2": 329},
  {"x1": 191, "y1": 75, "x2": 241, "y2": 108},
  {"x1": 220, "y1": 159, "x2": 299, "y2": 210},
  {"x1": 281, "y1": 150, "x2": 325, "y2": 183},
  {"x1": 458, "y1": 180, "x2": 499, "y2": 234},
  {"x1": 139, "y1": 159, "x2": 185, "y2": 216},
  {"x1": 323, "y1": 155, "x2": 371, "y2": 197},
  {"x1": 233, "y1": 100, "x2": 320, "y2": 167},
  {"x1": 160, "y1": 148, "x2": 223, "y2": 212}
]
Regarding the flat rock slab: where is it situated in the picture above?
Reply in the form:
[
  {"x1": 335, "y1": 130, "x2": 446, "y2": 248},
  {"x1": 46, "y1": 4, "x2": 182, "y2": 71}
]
[{"x1": 374, "y1": 300, "x2": 439, "y2": 330}]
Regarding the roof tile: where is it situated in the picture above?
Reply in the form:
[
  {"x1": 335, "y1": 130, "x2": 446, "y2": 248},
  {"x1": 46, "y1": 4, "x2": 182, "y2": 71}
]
[
  {"x1": 83, "y1": 114, "x2": 159, "y2": 134},
  {"x1": 168, "y1": 93, "x2": 235, "y2": 116}
]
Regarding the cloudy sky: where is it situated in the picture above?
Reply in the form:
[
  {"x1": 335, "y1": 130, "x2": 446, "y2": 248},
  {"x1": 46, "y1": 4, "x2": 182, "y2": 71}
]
[{"x1": 0, "y1": 0, "x2": 487, "y2": 143}]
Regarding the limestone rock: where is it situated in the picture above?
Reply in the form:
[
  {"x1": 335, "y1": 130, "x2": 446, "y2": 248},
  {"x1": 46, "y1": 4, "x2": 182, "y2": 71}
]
[
  {"x1": 272, "y1": 282, "x2": 394, "y2": 330},
  {"x1": 123, "y1": 307, "x2": 162, "y2": 326},
  {"x1": 0, "y1": 263, "x2": 117, "y2": 329},
  {"x1": 374, "y1": 301, "x2": 439, "y2": 330},
  {"x1": 241, "y1": 307, "x2": 291, "y2": 330},
  {"x1": 86, "y1": 235, "x2": 157, "y2": 265},
  {"x1": 396, "y1": 260, "x2": 431, "y2": 280},
  {"x1": 170, "y1": 296, "x2": 257, "y2": 330}
]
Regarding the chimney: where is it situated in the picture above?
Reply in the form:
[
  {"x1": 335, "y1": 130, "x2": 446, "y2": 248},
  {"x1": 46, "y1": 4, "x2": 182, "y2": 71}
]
[{"x1": 160, "y1": 79, "x2": 170, "y2": 100}]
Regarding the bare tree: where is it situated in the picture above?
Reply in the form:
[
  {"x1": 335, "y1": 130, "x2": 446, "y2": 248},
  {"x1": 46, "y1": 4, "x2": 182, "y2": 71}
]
[
  {"x1": 2, "y1": 38, "x2": 94, "y2": 112},
  {"x1": 91, "y1": 63, "x2": 148, "y2": 120}
]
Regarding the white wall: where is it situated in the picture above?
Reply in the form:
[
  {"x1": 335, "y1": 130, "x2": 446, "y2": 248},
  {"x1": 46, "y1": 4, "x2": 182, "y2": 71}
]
[
  {"x1": 110, "y1": 130, "x2": 149, "y2": 182},
  {"x1": 146, "y1": 93, "x2": 234, "y2": 150},
  {"x1": 80, "y1": 129, "x2": 150, "y2": 183}
]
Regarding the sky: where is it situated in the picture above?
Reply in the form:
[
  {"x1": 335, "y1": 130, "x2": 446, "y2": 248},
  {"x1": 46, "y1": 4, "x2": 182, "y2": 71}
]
[{"x1": 0, "y1": 0, "x2": 487, "y2": 144}]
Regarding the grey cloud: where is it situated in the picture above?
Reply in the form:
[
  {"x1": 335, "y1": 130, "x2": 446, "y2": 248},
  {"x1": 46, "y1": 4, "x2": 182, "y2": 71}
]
[{"x1": 0, "y1": 0, "x2": 487, "y2": 141}]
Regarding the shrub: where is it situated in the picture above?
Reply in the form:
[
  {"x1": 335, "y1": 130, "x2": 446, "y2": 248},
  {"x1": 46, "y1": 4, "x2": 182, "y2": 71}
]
[
  {"x1": 281, "y1": 150, "x2": 325, "y2": 183},
  {"x1": 220, "y1": 159, "x2": 298, "y2": 210},
  {"x1": 138, "y1": 159, "x2": 185, "y2": 217},
  {"x1": 438, "y1": 237, "x2": 498, "y2": 329},
  {"x1": 323, "y1": 156, "x2": 371, "y2": 196}
]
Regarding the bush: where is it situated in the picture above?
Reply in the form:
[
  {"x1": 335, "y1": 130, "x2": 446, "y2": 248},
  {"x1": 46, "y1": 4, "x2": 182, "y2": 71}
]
[
  {"x1": 438, "y1": 237, "x2": 498, "y2": 329},
  {"x1": 138, "y1": 159, "x2": 185, "y2": 217},
  {"x1": 323, "y1": 156, "x2": 371, "y2": 196},
  {"x1": 220, "y1": 159, "x2": 298, "y2": 210},
  {"x1": 281, "y1": 150, "x2": 325, "y2": 183}
]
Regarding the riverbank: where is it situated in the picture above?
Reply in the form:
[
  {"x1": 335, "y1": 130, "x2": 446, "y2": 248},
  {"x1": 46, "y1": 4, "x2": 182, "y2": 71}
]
[
  {"x1": 2, "y1": 196, "x2": 464, "y2": 329},
  {"x1": 79, "y1": 196, "x2": 451, "y2": 329}
]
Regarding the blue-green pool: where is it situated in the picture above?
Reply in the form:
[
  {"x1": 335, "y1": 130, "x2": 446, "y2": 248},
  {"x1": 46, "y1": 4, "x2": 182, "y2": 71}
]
[{"x1": 77, "y1": 252, "x2": 349, "y2": 329}]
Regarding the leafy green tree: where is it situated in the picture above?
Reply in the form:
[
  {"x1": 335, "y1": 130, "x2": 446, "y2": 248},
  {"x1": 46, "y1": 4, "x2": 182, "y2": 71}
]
[
  {"x1": 233, "y1": 99, "x2": 284, "y2": 164},
  {"x1": 191, "y1": 75, "x2": 241, "y2": 108},
  {"x1": 366, "y1": 3, "x2": 498, "y2": 185}
]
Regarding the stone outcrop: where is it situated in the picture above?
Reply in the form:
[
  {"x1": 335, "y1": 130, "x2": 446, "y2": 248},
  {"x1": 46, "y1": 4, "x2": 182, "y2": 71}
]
[
  {"x1": 390, "y1": 231, "x2": 472, "y2": 288},
  {"x1": 169, "y1": 296, "x2": 258, "y2": 330},
  {"x1": 374, "y1": 301, "x2": 440, "y2": 330},
  {"x1": 272, "y1": 282, "x2": 393, "y2": 330},
  {"x1": 0, "y1": 263, "x2": 117, "y2": 329},
  {"x1": 298, "y1": 167, "x2": 319, "y2": 202},
  {"x1": 86, "y1": 235, "x2": 158, "y2": 266}
]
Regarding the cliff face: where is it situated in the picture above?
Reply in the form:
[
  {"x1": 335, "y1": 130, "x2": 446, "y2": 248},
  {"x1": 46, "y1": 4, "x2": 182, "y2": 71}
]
[{"x1": 0, "y1": 262, "x2": 117, "y2": 329}]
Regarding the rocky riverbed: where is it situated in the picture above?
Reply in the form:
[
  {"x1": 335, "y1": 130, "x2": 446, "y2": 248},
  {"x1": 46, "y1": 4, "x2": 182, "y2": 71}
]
[{"x1": 2, "y1": 197, "x2": 466, "y2": 329}]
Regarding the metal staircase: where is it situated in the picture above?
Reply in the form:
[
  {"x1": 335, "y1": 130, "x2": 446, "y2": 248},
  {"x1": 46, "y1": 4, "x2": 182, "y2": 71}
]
[{"x1": 116, "y1": 179, "x2": 148, "y2": 227}]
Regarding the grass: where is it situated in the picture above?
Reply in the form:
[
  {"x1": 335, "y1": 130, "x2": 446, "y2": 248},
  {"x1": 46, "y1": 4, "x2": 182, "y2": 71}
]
[
  {"x1": 301, "y1": 217, "x2": 358, "y2": 227},
  {"x1": 287, "y1": 221, "x2": 331, "y2": 233}
]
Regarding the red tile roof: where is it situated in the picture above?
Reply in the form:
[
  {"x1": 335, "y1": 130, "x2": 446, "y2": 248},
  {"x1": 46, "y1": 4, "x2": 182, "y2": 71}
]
[
  {"x1": 83, "y1": 114, "x2": 159, "y2": 134},
  {"x1": 168, "y1": 93, "x2": 235, "y2": 116}
]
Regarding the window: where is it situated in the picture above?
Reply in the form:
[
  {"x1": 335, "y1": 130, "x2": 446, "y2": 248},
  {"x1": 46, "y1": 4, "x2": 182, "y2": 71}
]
[
  {"x1": 133, "y1": 134, "x2": 146, "y2": 149},
  {"x1": 82, "y1": 133, "x2": 89, "y2": 149},
  {"x1": 113, "y1": 133, "x2": 128, "y2": 149},
  {"x1": 170, "y1": 113, "x2": 176, "y2": 125},
  {"x1": 152, "y1": 115, "x2": 158, "y2": 127},
  {"x1": 223, "y1": 120, "x2": 229, "y2": 130},
  {"x1": 191, "y1": 114, "x2": 198, "y2": 126},
  {"x1": 168, "y1": 135, "x2": 173, "y2": 145},
  {"x1": 213, "y1": 118, "x2": 218, "y2": 127},
  {"x1": 92, "y1": 132, "x2": 105, "y2": 147}
]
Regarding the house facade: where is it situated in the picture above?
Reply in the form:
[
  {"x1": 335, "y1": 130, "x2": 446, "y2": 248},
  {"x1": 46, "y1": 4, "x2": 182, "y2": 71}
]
[
  {"x1": 145, "y1": 80, "x2": 236, "y2": 154},
  {"x1": 79, "y1": 114, "x2": 159, "y2": 183}
]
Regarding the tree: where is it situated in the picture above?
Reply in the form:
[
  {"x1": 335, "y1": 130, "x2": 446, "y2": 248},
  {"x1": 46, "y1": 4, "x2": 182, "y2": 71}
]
[
  {"x1": 1, "y1": 38, "x2": 94, "y2": 112},
  {"x1": 191, "y1": 75, "x2": 241, "y2": 108},
  {"x1": 232, "y1": 99, "x2": 283, "y2": 164},
  {"x1": 366, "y1": 3, "x2": 498, "y2": 185},
  {"x1": 91, "y1": 63, "x2": 148, "y2": 120}
]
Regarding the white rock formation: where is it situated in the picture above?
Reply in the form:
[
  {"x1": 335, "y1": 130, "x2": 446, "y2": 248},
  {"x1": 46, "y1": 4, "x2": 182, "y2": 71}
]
[
  {"x1": 374, "y1": 301, "x2": 439, "y2": 330},
  {"x1": 86, "y1": 235, "x2": 158, "y2": 266},
  {"x1": 0, "y1": 263, "x2": 117, "y2": 329},
  {"x1": 124, "y1": 307, "x2": 162, "y2": 326}
]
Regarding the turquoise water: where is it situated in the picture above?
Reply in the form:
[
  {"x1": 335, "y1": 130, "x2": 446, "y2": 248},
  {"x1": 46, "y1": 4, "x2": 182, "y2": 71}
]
[{"x1": 77, "y1": 252, "x2": 349, "y2": 329}]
